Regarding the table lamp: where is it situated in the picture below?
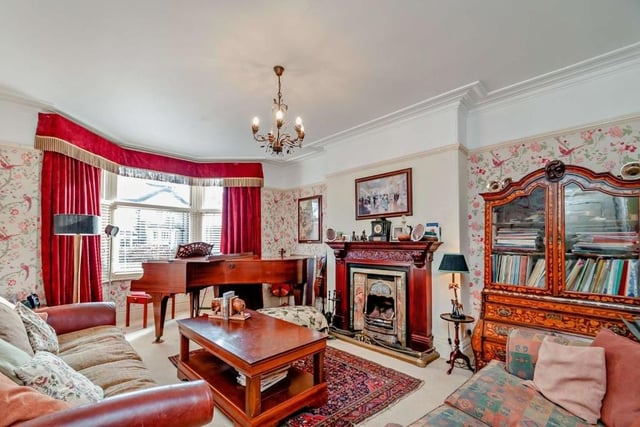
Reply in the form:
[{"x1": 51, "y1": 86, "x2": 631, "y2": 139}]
[
  {"x1": 438, "y1": 253, "x2": 469, "y2": 319},
  {"x1": 54, "y1": 214, "x2": 100, "y2": 303}
]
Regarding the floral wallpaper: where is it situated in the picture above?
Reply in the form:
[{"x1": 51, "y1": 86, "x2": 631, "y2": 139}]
[
  {"x1": 262, "y1": 183, "x2": 328, "y2": 259},
  {"x1": 2, "y1": 117, "x2": 638, "y2": 312},
  {"x1": 465, "y1": 117, "x2": 640, "y2": 317},
  {"x1": 0, "y1": 145, "x2": 42, "y2": 304}
]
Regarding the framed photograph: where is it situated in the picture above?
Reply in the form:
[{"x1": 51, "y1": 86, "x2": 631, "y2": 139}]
[
  {"x1": 298, "y1": 195, "x2": 322, "y2": 243},
  {"x1": 355, "y1": 168, "x2": 412, "y2": 220},
  {"x1": 391, "y1": 226, "x2": 404, "y2": 241}
]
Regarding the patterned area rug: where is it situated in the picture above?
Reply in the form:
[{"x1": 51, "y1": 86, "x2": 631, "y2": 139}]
[{"x1": 169, "y1": 346, "x2": 423, "y2": 427}]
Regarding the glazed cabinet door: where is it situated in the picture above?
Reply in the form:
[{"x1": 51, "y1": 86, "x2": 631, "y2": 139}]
[
  {"x1": 560, "y1": 178, "x2": 639, "y2": 304},
  {"x1": 485, "y1": 183, "x2": 552, "y2": 294}
]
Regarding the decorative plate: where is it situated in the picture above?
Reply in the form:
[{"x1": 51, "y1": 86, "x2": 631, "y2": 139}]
[
  {"x1": 411, "y1": 223, "x2": 425, "y2": 241},
  {"x1": 326, "y1": 228, "x2": 336, "y2": 242},
  {"x1": 620, "y1": 161, "x2": 640, "y2": 180}
]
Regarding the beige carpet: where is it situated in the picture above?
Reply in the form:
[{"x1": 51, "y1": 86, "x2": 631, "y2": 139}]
[{"x1": 124, "y1": 313, "x2": 472, "y2": 427}]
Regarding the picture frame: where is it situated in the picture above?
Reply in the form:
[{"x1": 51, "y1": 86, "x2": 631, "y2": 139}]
[
  {"x1": 298, "y1": 195, "x2": 322, "y2": 243},
  {"x1": 391, "y1": 226, "x2": 404, "y2": 241},
  {"x1": 355, "y1": 168, "x2": 413, "y2": 220}
]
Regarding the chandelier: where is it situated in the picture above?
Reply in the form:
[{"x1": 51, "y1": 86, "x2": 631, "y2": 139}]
[{"x1": 251, "y1": 65, "x2": 305, "y2": 156}]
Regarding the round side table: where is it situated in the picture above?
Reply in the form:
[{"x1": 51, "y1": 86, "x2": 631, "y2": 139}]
[{"x1": 440, "y1": 313, "x2": 475, "y2": 374}]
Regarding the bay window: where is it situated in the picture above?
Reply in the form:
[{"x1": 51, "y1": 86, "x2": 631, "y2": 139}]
[{"x1": 101, "y1": 172, "x2": 222, "y2": 279}]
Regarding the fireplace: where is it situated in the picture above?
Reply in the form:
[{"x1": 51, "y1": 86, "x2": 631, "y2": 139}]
[
  {"x1": 350, "y1": 266, "x2": 408, "y2": 347},
  {"x1": 327, "y1": 240, "x2": 441, "y2": 366}
]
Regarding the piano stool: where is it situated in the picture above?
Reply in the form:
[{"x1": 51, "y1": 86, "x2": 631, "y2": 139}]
[{"x1": 126, "y1": 291, "x2": 175, "y2": 328}]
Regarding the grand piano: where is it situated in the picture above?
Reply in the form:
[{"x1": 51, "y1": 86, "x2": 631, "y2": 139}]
[{"x1": 130, "y1": 253, "x2": 312, "y2": 342}]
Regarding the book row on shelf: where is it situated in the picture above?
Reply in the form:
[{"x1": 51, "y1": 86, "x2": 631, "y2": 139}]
[
  {"x1": 568, "y1": 231, "x2": 639, "y2": 255},
  {"x1": 565, "y1": 257, "x2": 639, "y2": 296},
  {"x1": 493, "y1": 227, "x2": 544, "y2": 251},
  {"x1": 491, "y1": 252, "x2": 640, "y2": 297},
  {"x1": 491, "y1": 254, "x2": 546, "y2": 288}
]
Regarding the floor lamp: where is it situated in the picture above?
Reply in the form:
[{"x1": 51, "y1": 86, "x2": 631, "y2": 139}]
[
  {"x1": 54, "y1": 214, "x2": 100, "y2": 303},
  {"x1": 104, "y1": 224, "x2": 120, "y2": 301}
]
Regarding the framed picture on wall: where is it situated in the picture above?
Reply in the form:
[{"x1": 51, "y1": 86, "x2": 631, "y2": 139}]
[
  {"x1": 298, "y1": 195, "x2": 322, "y2": 243},
  {"x1": 355, "y1": 168, "x2": 413, "y2": 220}
]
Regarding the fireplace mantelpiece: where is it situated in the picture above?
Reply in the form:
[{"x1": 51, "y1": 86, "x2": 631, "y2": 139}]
[{"x1": 327, "y1": 241, "x2": 442, "y2": 361}]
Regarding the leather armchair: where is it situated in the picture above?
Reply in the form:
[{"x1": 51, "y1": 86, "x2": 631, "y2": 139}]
[{"x1": 19, "y1": 381, "x2": 214, "y2": 427}]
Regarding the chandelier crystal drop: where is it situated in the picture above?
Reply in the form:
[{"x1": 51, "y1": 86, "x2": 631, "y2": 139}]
[{"x1": 251, "y1": 65, "x2": 305, "y2": 156}]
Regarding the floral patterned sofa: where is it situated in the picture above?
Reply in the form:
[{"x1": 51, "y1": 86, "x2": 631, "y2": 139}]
[{"x1": 387, "y1": 326, "x2": 640, "y2": 427}]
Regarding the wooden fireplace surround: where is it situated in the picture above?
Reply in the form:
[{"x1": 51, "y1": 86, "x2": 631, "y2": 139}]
[{"x1": 327, "y1": 240, "x2": 442, "y2": 353}]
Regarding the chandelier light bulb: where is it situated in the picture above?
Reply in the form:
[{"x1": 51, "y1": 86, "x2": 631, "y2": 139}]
[
  {"x1": 251, "y1": 117, "x2": 260, "y2": 133},
  {"x1": 275, "y1": 109, "x2": 284, "y2": 128}
]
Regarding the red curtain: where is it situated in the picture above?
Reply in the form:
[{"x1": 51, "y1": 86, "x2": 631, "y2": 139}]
[
  {"x1": 41, "y1": 152, "x2": 102, "y2": 305},
  {"x1": 221, "y1": 187, "x2": 262, "y2": 256}
]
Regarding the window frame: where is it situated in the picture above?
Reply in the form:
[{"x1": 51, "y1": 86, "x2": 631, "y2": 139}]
[{"x1": 100, "y1": 171, "x2": 223, "y2": 281}]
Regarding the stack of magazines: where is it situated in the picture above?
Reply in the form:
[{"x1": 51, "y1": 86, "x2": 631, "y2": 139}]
[{"x1": 236, "y1": 365, "x2": 290, "y2": 392}]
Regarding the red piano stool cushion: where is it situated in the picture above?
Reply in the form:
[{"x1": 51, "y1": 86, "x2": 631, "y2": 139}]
[{"x1": 271, "y1": 283, "x2": 291, "y2": 297}]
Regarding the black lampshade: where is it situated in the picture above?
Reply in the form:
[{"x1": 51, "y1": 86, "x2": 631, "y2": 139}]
[
  {"x1": 438, "y1": 253, "x2": 469, "y2": 274},
  {"x1": 53, "y1": 214, "x2": 100, "y2": 235}
]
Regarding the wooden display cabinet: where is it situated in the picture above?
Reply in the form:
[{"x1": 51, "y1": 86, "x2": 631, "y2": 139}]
[{"x1": 472, "y1": 160, "x2": 640, "y2": 368}]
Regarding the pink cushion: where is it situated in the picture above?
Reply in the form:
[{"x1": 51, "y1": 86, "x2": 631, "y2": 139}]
[
  {"x1": 530, "y1": 337, "x2": 606, "y2": 424},
  {"x1": 592, "y1": 328, "x2": 640, "y2": 427},
  {"x1": 0, "y1": 372, "x2": 72, "y2": 426}
]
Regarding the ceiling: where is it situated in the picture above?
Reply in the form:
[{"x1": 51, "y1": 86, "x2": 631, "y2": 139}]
[{"x1": 1, "y1": 1, "x2": 639, "y2": 163}]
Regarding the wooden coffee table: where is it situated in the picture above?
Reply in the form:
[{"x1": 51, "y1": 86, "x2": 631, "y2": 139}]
[{"x1": 176, "y1": 310, "x2": 327, "y2": 427}]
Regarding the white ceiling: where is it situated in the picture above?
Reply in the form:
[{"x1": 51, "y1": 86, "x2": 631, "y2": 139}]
[{"x1": 1, "y1": 1, "x2": 639, "y2": 163}]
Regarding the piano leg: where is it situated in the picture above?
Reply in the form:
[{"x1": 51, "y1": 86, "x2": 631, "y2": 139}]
[
  {"x1": 189, "y1": 290, "x2": 201, "y2": 317},
  {"x1": 150, "y1": 293, "x2": 170, "y2": 343}
]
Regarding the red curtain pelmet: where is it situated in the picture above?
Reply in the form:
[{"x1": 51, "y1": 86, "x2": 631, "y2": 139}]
[
  {"x1": 36, "y1": 113, "x2": 263, "y2": 182},
  {"x1": 41, "y1": 152, "x2": 102, "y2": 305}
]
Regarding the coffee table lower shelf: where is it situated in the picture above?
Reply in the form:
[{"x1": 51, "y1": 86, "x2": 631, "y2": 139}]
[{"x1": 177, "y1": 351, "x2": 327, "y2": 427}]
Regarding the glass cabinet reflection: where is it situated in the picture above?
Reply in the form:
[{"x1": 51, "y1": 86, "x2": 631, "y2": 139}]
[
  {"x1": 563, "y1": 183, "x2": 639, "y2": 297},
  {"x1": 490, "y1": 187, "x2": 547, "y2": 288}
]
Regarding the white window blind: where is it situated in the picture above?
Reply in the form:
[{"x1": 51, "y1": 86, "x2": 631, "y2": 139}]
[
  {"x1": 202, "y1": 212, "x2": 222, "y2": 254},
  {"x1": 99, "y1": 172, "x2": 223, "y2": 276},
  {"x1": 113, "y1": 206, "x2": 190, "y2": 272}
]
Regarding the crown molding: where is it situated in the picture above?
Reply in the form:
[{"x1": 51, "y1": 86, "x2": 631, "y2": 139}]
[
  {"x1": 0, "y1": 89, "x2": 53, "y2": 110},
  {"x1": 307, "y1": 82, "x2": 487, "y2": 151},
  {"x1": 474, "y1": 41, "x2": 640, "y2": 110}
]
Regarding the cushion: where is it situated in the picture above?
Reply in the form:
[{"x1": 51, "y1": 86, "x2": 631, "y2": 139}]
[
  {"x1": 257, "y1": 305, "x2": 329, "y2": 331},
  {"x1": 506, "y1": 327, "x2": 589, "y2": 380},
  {"x1": 56, "y1": 325, "x2": 157, "y2": 397},
  {"x1": 15, "y1": 302, "x2": 59, "y2": 353},
  {"x1": 175, "y1": 241, "x2": 214, "y2": 258},
  {"x1": 592, "y1": 328, "x2": 640, "y2": 427},
  {"x1": 15, "y1": 351, "x2": 104, "y2": 405},
  {"x1": 0, "y1": 295, "x2": 14, "y2": 308},
  {"x1": 0, "y1": 372, "x2": 72, "y2": 426},
  {"x1": 403, "y1": 404, "x2": 488, "y2": 426},
  {"x1": 0, "y1": 337, "x2": 32, "y2": 384},
  {"x1": 446, "y1": 360, "x2": 593, "y2": 427},
  {"x1": 0, "y1": 301, "x2": 34, "y2": 356},
  {"x1": 530, "y1": 337, "x2": 606, "y2": 424}
]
